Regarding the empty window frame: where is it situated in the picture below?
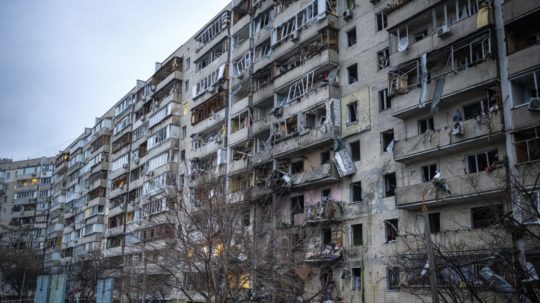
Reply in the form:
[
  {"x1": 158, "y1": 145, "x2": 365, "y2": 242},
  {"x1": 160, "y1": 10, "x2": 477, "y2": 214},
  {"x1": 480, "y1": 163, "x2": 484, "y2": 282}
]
[
  {"x1": 511, "y1": 70, "x2": 539, "y2": 106},
  {"x1": 291, "y1": 160, "x2": 304, "y2": 174},
  {"x1": 290, "y1": 195, "x2": 304, "y2": 219},
  {"x1": 346, "y1": 27, "x2": 357, "y2": 47},
  {"x1": 352, "y1": 268, "x2": 362, "y2": 290},
  {"x1": 418, "y1": 117, "x2": 434, "y2": 134},
  {"x1": 514, "y1": 126, "x2": 540, "y2": 163},
  {"x1": 376, "y1": 11, "x2": 388, "y2": 31},
  {"x1": 384, "y1": 218, "x2": 399, "y2": 242},
  {"x1": 384, "y1": 173, "x2": 396, "y2": 197},
  {"x1": 386, "y1": 267, "x2": 400, "y2": 290},
  {"x1": 471, "y1": 204, "x2": 503, "y2": 228},
  {"x1": 429, "y1": 212, "x2": 441, "y2": 233},
  {"x1": 463, "y1": 98, "x2": 495, "y2": 120},
  {"x1": 346, "y1": 101, "x2": 358, "y2": 124},
  {"x1": 422, "y1": 164, "x2": 437, "y2": 183},
  {"x1": 322, "y1": 228, "x2": 332, "y2": 246},
  {"x1": 381, "y1": 129, "x2": 394, "y2": 152},
  {"x1": 351, "y1": 223, "x2": 363, "y2": 246},
  {"x1": 351, "y1": 181, "x2": 362, "y2": 203},
  {"x1": 379, "y1": 89, "x2": 391, "y2": 111},
  {"x1": 349, "y1": 140, "x2": 361, "y2": 161},
  {"x1": 347, "y1": 64, "x2": 358, "y2": 84},
  {"x1": 320, "y1": 150, "x2": 331, "y2": 165},
  {"x1": 377, "y1": 48, "x2": 390, "y2": 70},
  {"x1": 467, "y1": 150, "x2": 498, "y2": 174}
]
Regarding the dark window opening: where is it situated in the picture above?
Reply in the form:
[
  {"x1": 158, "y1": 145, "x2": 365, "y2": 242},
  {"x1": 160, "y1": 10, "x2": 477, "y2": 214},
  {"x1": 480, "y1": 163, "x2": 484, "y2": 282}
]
[
  {"x1": 351, "y1": 181, "x2": 362, "y2": 202},
  {"x1": 320, "y1": 150, "x2": 331, "y2": 165},
  {"x1": 347, "y1": 101, "x2": 358, "y2": 123},
  {"x1": 418, "y1": 117, "x2": 434, "y2": 134},
  {"x1": 381, "y1": 129, "x2": 394, "y2": 152},
  {"x1": 322, "y1": 228, "x2": 332, "y2": 246},
  {"x1": 422, "y1": 164, "x2": 437, "y2": 183},
  {"x1": 347, "y1": 27, "x2": 357, "y2": 47},
  {"x1": 429, "y1": 212, "x2": 441, "y2": 233},
  {"x1": 377, "y1": 48, "x2": 390, "y2": 70},
  {"x1": 384, "y1": 218, "x2": 398, "y2": 242},
  {"x1": 379, "y1": 89, "x2": 391, "y2": 111},
  {"x1": 376, "y1": 11, "x2": 388, "y2": 31},
  {"x1": 351, "y1": 223, "x2": 363, "y2": 246},
  {"x1": 384, "y1": 173, "x2": 396, "y2": 197},
  {"x1": 347, "y1": 64, "x2": 358, "y2": 84},
  {"x1": 352, "y1": 268, "x2": 362, "y2": 290},
  {"x1": 467, "y1": 150, "x2": 498, "y2": 174},
  {"x1": 291, "y1": 160, "x2": 304, "y2": 174},
  {"x1": 386, "y1": 267, "x2": 400, "y2": 290},
  {"x1": 322, "y1": 189, "x2": 331, "y2": 200},
  {"x1": 471, "y1": 205, "x2": 503, "y2": 228},
  {"x1": 350, "y1": 140, "x2": 361, "y2": 161}
]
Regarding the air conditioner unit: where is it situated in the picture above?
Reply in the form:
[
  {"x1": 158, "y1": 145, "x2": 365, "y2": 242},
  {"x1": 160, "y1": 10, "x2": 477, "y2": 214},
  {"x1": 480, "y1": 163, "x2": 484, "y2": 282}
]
[
  {"x1": 291, "y1": 31, "x2": 300, "y2": 41},
  {"x1": 452, "y1": 122, "x2": 464, "y2": 136},
  {"x1": 122, "y1": 163, "x2": 129, "y2": 169},
  {"x1": 343, "y1": 9, "x2": 353, "y2": 20},
  {"x1": 528, "y1": 98, "x2": 540, "y2": 111},
  {"x1": 437, "y1": 25, "x2": 451, "y2": 38}
]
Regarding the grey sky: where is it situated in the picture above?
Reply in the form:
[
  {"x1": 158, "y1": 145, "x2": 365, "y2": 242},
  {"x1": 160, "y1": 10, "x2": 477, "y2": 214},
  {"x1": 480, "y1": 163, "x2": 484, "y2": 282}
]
[{"x1": 0, "y1": 0, "x2": 229, "y2": 161}]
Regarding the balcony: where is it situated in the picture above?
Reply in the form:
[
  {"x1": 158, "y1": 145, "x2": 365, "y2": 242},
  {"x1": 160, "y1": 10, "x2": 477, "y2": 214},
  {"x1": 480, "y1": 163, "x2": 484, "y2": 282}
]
[
  {"x1": 251, "y1": 118, "x2": 270, "y2": 135},
  {"x1": 508, "y1": 44, "x2": 540, "y2": 77},
  {"x1": 511, "y1": 105, "x2": 540, "y2": 131},
  {"x1": 304, "y1": 244, "x2": 343, "y2": 264},
  {"x1": 252, "y1": 84, "x2": 273, "y2": 105},
  {"x1": 191, "y1": 107, "x2": 227, "y2": 135},
  {"x1": 395, "y1": 169, "x2": 506, "y2": 208},
  {"x1": 274, "y1": 49, "x2": 339, "y2": 90},
  {"x1": 231, "y1": 13, "x2": 250, "y2": 36},
  {"x1": 152, "y1": 58, "x2": 182, "y2": 91},
  {"x1": 250, "y1": 184, "x2": 272, "y2": 200},
  {"x1": 193, "y1": 140, "x2": 223, "y2": 159},
  {"x1": 389, "y1": 15, "x2": 489, "y2": 67},
  {"x1": 503, "y1": 0, "x2": 540, "y2": 23},
  {"x1": 87, "y1": 196, "x2": 106, "y2": 208},
  {"x1": 88, "y1": 178, "x2": 107, "y2": 192},
  {"x1": 229, "y1": 127, "x2": 250, "y2": 146},
  {"x1": 291, "y1": 163, "x2": 338, "y2": 189},
  {"x1": 305, "y1": 200, "x2": 343, "y2": 224},
  {"x1": 393, "y1": 115, "x2": 504, "y2": 163},
  {"x1": 227, "y1": 190, "x2": 247, "y2": 204},
  {"x1": 228, "y1": 159, "x2": 249, "y2": 175},
  {"x1": 515, "y1": 161, "x2": 540, "y2": 189},
  {"x1": 387, "y1": 0, "x2": 441, "y2": 29},
  {"x1": 272, "y1": 125, "x2": 338, "y2": 159},
  {"x1": 392, "y1": 60, "x2": 498, "y2": 119},
  {"x1": 231, "y1": 97, "x2": 249, "y2": 116}
]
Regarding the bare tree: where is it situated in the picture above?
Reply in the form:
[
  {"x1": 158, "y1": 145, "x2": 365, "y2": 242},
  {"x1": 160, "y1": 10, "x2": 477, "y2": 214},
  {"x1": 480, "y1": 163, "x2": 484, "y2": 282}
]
[{"x1": 388, "y1": 160, "x2": 540, "y2": 303}]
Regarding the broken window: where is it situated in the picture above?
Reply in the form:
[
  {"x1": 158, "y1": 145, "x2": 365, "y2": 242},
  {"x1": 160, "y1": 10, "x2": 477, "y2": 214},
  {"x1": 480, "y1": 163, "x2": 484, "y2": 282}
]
[
  {"x1": 376, "y1": 11, "x2": 387, "y2": 31},
  {"x1": 386, "y1": 267, "x2": 400, "y2": 290},
  {"x1": 381, "y1": 129, "x2": 394, "y2": 152},
  {"x1": 304, "y1": 106, "x2": 326, "y2": 129},
  {"x1": 352, "y1": 268, "x2": 362, "y2": 291},
  {"x1": 467, "y1": 150, "x2": 498, "y2": 174},
  {"x1": 320, "y1": 150, "x2": 331, "y2": 165},
  {"x1": 463, "y1": 99, "x2": 493, "y2": 120},
  {"x1": 349, "y1": 140, "x2": 361, "y2": 161},
  {"x1": 379, "y1": 89, "x2": 391, "y2": 111},
  {"x1": 347, "y1": 64, "x2": 358, "y2": 84},
  {"x1": 346, "y1": 101, "x2": 358, "y2": 124},
  {"x1": 471, "y1": 204, "x2": 503, "y2": 228},
  {"x1": 351, "y1": 223, "x2": 363, "y2": 246},
  {"x1": 231, "y1": 111, "x2": 251, "y2": 134},
  {"x1": 322, "y1": 189, "x2": 331, "y2": 201},
  {"x1": 384, "y1": 218, "x2": 399, "y2": 242},
  {"x1": 514, "y1": 126, "x2": 540, "y2": 163},
  {"x1": 421, "y1": 164, "x2": 437, "y2": 183},
  {"x1": 384, "y1": 173, "x2": 396, "y2": 197},
  {"x1": 322, "y1": 228, "x2": 332, "y2": 246},
  {"x1": 232, "y1": 51, "x2": 252, "y2": 78},
  {"x1": 510, "y1": 70, "x2": 540, "y2": 106},
  {"x1": 291, "y1": 160, "x2": 304, "y2": 174},
  {"x1": 377, "y1": 48, "x2": 390, "y2": 70},
  {"x1": 195, "y1": 12, "x2": 229, "y2": 49},
  {"x1": 290, "y1": 195, "x2": 304, "y2": 223},
  {"x1": 429, "y1": 212, "x2": 441, "y2": 233},
  {"x1": 253, "y1": 7, "x2": 274, "y2": 34},
  {"x1": 351, "y1": 181, "x2": 362, "y2": 202},
  {"x1": 418, "y1": 116, "x2": 434, "y2": 134},
  {"x1": 191, "y1": 93, "x2": 227, "y2": 125},
  {"x1": 185, "y1": 57, "x2": 190, "y2": 71},
  {"x1": 346, "y1": 27, "x2": 357, "y2": 47}
]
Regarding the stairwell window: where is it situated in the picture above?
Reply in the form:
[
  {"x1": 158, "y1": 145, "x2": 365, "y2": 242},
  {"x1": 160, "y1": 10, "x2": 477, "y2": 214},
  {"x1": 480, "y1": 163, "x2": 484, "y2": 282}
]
[
  {"x1": 349, "y1": 140, "x2": 361, "y2": 161},
  {"x1": 377, "y1": 48, "x2": 390, "y2": 70},
  {"x1": 384, "y1": 218, "x2": 398, "y2": 243},
  {"x1": 346, "y1": 27, "x2": 357, "y2": 47},
  {"x1": 384, "y1": 173, "x2": 396, "y2": 197},
  {"x1": 346, "y1": 101, "x2": 358, "y2": 124},
  {"x1": 352, "y1": 268, "x2": 362, "y2": 291},
  {"x1": 347, "y1": 64, "x2": 358, "y2": 84},
  {"x1": 376, "y1": 11, "x2": 388, "y2": 31},
  {"x1": 351, "y1": 181, "x2": 362, "y2": 203},
  {"x1": 379, "y1": 89, "x2": 391, "y2": 111},
  {"x1": 386, "y1": 267, "x2": 400, "y2": 290},
  {"x1": 351, "y1": 223, "x2": 363, "y2": 246}
]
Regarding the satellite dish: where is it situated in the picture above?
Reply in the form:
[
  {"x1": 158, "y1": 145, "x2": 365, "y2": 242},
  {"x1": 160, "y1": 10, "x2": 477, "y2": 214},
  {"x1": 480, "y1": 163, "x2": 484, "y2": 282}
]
[{"x1": 397, "y1": 37, "x2": 409, "y2": 52}]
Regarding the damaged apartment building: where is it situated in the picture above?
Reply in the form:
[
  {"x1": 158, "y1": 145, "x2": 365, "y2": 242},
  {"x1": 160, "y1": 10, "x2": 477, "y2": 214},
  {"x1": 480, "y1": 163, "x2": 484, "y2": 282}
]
[{"x1": 4, "y1": 0, "x2": 539, "y2": 302}]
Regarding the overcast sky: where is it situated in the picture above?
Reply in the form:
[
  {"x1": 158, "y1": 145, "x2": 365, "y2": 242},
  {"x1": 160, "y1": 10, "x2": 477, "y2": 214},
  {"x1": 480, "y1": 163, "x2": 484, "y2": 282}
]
[{"x1": 0, "y1": 0, "x2": 230, "y2": 161}]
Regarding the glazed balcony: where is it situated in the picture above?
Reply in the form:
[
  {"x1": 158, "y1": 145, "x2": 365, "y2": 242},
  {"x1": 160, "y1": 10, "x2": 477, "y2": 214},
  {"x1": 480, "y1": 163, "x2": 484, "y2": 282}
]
[
  {"x1": 393, "y1": 115, "x2": 504, "y2": 163},
  {"x1": 395, "y1": 169, "x2": 506, "y2": 208},
  {"x1": 191, "y1": 107, "x2": 226, "y2": 135},
  {"x1": 392, "y1": 60, "x2": 498, "y2": 119},
  {"x1": 152, "y1": 57, "x2": 182, "y2": 91},
  {"x1": 507, "y1": 44, "x2": 540, "y2": 77}
]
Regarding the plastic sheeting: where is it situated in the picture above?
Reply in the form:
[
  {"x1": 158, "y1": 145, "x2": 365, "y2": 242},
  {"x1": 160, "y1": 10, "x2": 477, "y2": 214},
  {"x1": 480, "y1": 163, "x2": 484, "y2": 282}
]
[
  {"x1": 431, "y1": 76, "x2": 446, "y2": 113},
  {"x1": 418, "y1": 53, "x2": 428, "y2": 108}
]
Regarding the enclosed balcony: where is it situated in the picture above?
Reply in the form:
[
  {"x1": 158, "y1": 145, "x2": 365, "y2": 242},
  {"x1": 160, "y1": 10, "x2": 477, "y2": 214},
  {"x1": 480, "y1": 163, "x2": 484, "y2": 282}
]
[
  {"x1": 152, "y1": 57, "x2": 182, "y2": 91},
  {"x1": 395, "y1": 169, "x2": 506, "y2": 208}
]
